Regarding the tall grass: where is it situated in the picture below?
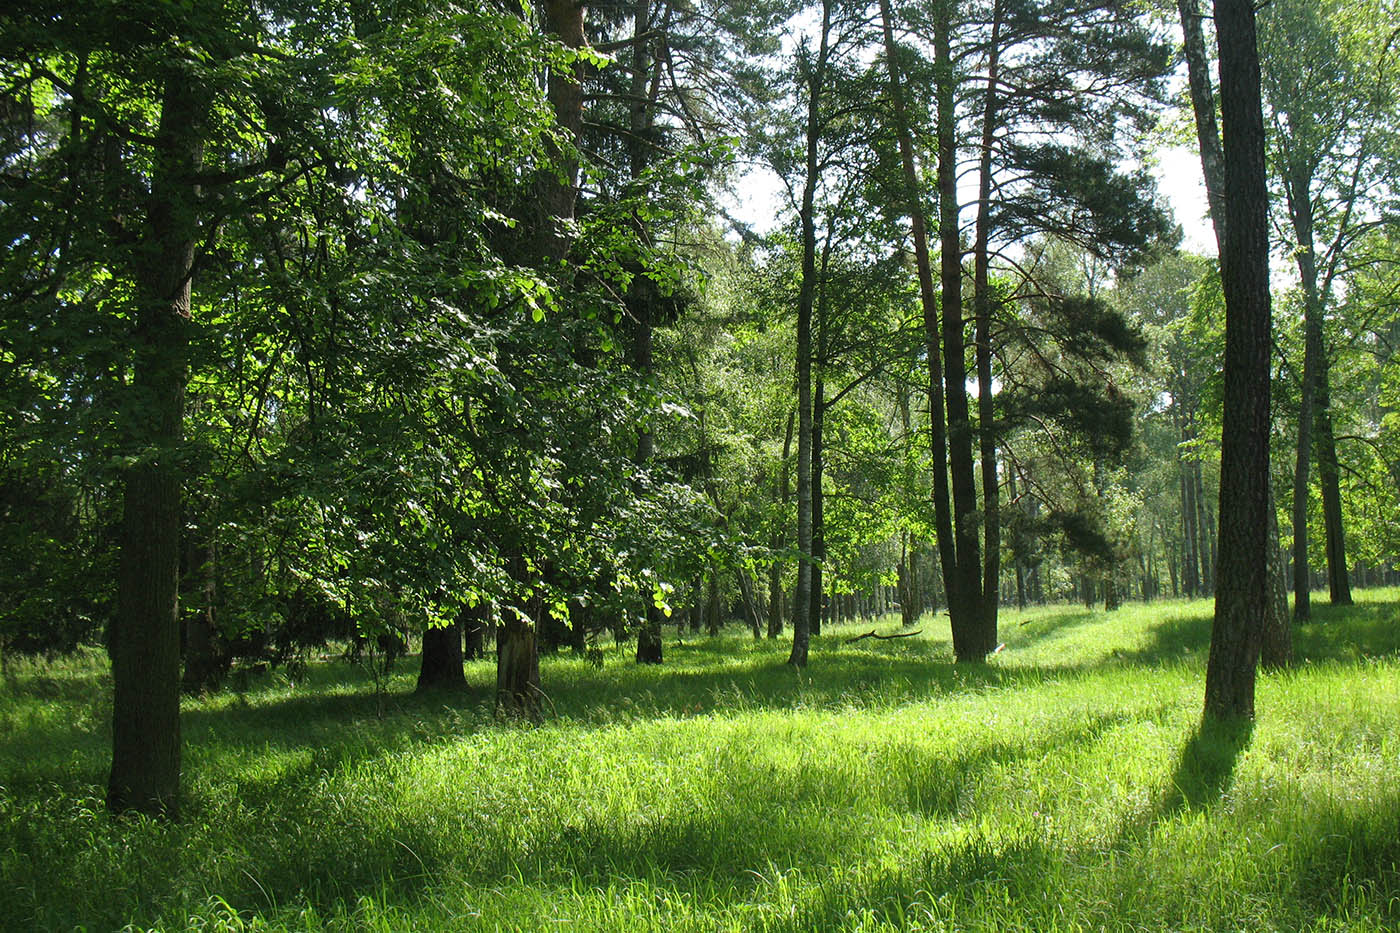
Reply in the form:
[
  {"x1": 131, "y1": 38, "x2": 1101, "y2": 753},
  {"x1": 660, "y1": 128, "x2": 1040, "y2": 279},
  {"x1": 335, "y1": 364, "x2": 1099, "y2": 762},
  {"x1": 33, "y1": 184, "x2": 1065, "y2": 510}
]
[{"x1": 1, "y1": 590, "x2": 1397, "y2": 931}]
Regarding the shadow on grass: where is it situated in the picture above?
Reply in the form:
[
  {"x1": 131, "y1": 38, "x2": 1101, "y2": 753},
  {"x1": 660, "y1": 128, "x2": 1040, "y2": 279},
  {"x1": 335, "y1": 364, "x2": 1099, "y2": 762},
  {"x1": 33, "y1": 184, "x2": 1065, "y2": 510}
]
[{"x1": 1161, "y1": 715, "x2": 1254, "y2": 813}]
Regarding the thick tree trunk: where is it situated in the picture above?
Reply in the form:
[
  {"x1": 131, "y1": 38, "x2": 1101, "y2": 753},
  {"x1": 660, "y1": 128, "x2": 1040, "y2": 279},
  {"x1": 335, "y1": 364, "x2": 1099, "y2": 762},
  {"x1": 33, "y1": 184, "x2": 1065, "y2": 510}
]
[
  {"x1": 1205, "y1": 0, "x2": 1272, "y2": 721},
  {"x1": 417, "y1": 620, "x2": 466, "y2": 691},
  {"x1": 496, "y1": 610, "x2": 540, "y2": 719},
  {"x1": 537, "y1": 0, "x2": 586, "y2": 259},
  {"x1": 108, "y1": 73, "x2": 203, "y2": 819},
  {"x1": 1181, "y1": 0, "x2": 1290, "y2": 646},
  {"x1": 935, "y1": 0, "x2": 986, "y2": 662}
]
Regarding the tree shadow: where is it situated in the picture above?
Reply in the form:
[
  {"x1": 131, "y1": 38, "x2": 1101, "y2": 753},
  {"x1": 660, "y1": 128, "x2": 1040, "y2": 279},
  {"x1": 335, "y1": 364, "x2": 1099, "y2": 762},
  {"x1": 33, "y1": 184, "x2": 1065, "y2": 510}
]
[{"x1": 1160, "y1": 715, "x2": 1254, "y2": 814}]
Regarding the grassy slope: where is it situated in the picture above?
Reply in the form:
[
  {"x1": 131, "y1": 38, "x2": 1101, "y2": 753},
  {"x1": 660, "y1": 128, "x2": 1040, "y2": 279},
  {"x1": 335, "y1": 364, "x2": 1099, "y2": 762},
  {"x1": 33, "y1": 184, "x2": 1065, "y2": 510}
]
[{"x1": 1, "y1": 592, "x2": 1397, "y2": 931}]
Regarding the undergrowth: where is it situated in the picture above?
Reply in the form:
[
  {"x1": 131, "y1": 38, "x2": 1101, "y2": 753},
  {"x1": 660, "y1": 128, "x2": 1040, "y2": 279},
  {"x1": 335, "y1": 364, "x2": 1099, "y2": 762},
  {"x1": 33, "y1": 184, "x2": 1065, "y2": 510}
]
[{"x1": 1, "y1": 590, "x2": 1397, "y2": 931}]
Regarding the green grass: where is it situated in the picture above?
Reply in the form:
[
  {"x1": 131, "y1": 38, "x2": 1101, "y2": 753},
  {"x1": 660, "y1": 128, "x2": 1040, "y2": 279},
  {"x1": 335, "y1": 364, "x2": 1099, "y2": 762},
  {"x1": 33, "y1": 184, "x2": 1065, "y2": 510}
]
[{"x1": 2, "y1": 591, "x2": 1399, "y2": 931}]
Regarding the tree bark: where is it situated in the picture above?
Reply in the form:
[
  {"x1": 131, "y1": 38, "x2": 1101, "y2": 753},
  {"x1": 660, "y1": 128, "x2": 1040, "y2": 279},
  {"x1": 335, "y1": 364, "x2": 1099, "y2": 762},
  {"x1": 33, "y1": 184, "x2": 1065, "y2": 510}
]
[
  {"x1": 537, "y1": 0, "x2": 586, "y2": 259},
  {"x1": 809, "y1": 378, "x2": 825, "y2": 638},
  {"x1": 1315, "y1": 358, "x2": 1352, "y2": 606},
  {"x1": 417, "y1": 620, "x2": 465, "y2": 691},
  {"x1": 788, "y1": 0, "x2": 832, "y2": 669},
  {"x1": 876, "y1": 0, "x2": 957, "y2": 644},
  {"x1": 181, "y1": 536, "x2": 223, "y2": 695},
  {"x1": 108, "y1": 72, "x2": 203, "y2": 819},
  {"x1": 768, "y1": 410, "x2": 795, "y2": 638},
  {"x1": 1180, "y1": 0, "x2": 1290, "y2": 661},
  {"x1": 496, "y1": 609, "x2": 540, "y2": 719},
  {"x1": 1205, "y1": 0, "x2": 1272, "y2": 721},
  {"x1": 935, "y1": 0, "x2": 987, "y2": 662},
  {"x1": 973, "y1": 0, "x2": 1003, "y2": 655}
]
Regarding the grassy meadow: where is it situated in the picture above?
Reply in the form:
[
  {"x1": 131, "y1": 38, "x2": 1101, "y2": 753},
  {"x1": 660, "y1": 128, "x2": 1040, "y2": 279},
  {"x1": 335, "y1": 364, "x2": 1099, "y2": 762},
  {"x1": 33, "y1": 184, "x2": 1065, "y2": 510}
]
[{"x1": 2, "y1": 592, "x2": 1399, "y2": 931}]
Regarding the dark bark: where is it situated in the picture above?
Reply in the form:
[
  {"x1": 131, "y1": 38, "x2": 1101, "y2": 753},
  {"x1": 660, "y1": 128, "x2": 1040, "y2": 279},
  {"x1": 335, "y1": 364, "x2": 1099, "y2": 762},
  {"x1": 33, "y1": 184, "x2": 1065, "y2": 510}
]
[
  {"x1": 496, "y1": 610, "x2": 540, "y2": 719},
  {"x1": 181, "y1": 537, "x2": 223, "y2": 695},
  {"x1": 417, "y1": 620, "x2": 466, "y2": 692},
  {"x1": 537, "y1": 0, "x2": 586, "y2": 259},
  {"x1": 788, "y1": 0, "x2": 832, "y2": 669},
  {"x1": 973, "y1": 0, "x2": 1003, "y2": 655},
  {"x1": 463, "y1": 605, "x2": 486, "y2": 660},
  {"x1": 1205, "y1": 0, "x2": 1271, "y2": 721},
  {"x1": 108, "y1": 72, "x2": 204, "y2": 819},
  {"x1": 499, "y1": 0, "x2": 586, "y2": 704},
  {"x1": 1283, "y1": 144, "x2": 1335, "y2": 622},
  {"x1": 809, "y1": 378, "x2": 825, "y2": 638},
  {"x1": 1180, "y1": 0, "x2": 1289, "y2": 658},
  {"x1": 768, "y1": 410, "x2": 795, "y2": 638},
  {"x1": 876, "y1": 0, "x2": 957, "y2": 641},
  {"x1": 1315, "y1": 359, "x2": 1352, "y2": 606},
  {"x1": 1260, "y1": 502, "x2": 1293, "y2": 668},
  {"x1": 936, "y1": 0, "x2": 987, "y2": 662},
  {"x1": 627, "y1": 0, "x2": 668, "y2": 665}
]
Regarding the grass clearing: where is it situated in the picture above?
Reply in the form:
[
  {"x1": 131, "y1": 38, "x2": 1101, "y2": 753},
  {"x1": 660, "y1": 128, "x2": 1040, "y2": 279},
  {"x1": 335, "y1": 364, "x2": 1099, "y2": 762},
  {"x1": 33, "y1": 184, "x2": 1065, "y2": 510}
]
[{"x1": 2, "y1": 591, "x2": 1398, "y2": 930}]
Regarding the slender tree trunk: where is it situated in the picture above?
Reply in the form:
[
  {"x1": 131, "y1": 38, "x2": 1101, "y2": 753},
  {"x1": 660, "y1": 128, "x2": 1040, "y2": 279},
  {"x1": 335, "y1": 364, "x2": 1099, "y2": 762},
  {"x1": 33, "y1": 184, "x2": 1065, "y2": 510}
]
[
  {"x1": 769, "y1": 410, "x2": 795, "y2": 638},
  {"x1": 181, "y1": 536, "x2": 222, "y2": 694},
  {"x1": 1205, "y1": 0, "x2": 1272, "y2": 721},
  {"x1": 501, "y1": 0, "x2": 587, "y2": 701},
  {"x1": 1195, "y1": 460, "x2": 1216, "y2": 591},
  {"x1": 973, "y1": 0, "x2": 1003, "y2": 656},
  {"x1": 1315, "y1": 363, "x2": 1352, "y2": 605},
  {"x1": 1179, "y1": 418, "x2": 1202, "y2": 597},
  {"x1": 108, "y1": 73, "x2": 204, "y2": 819},
  {"x1": 789, "y1": 0, "x2": 832, "y2": 669},
  {"x1": 810, "y1": 383, "x2": 825, "y2": 638},
  {"x1": 876, "y1": 0, "x2": 957, "y2": 632},
  {"x1": 707, "y1": 568, "x2": 721, "y2": 636}
]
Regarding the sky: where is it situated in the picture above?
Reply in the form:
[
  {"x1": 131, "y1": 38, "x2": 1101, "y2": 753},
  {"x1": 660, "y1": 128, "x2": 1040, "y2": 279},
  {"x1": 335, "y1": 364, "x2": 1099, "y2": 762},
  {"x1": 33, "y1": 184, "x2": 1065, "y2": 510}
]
[{"x1": 720, "y1": 143, "x2": 1218, "y2": 259}]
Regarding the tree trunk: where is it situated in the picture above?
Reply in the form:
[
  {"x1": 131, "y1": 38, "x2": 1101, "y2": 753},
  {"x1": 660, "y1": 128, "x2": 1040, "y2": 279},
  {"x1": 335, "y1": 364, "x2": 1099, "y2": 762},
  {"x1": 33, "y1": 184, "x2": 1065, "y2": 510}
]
[
  {"x1": 707, "y1": 569, "x2": 721, "y2": 636},
  {"x1": 1315, "y1": 369, "x2": 1352, "y2": 605},
  {"x1": 496, "y1": 610, "x2": 540, "y2": 719},
  {"x1": 1205, "y1": 0, "x2": 1272, "y2": 721},
  {"x1": 537, "y1": 0, "x2": 586, "y2": 259},
  {"x1": 108, "y1": 73, "x2": 203, "y2": 819},
  {"x1": 788, "y1": 0, "x2": 832, "y2": 669},
  {"x1": 973, "y1": 0, "x2": 1004, "y2": 656},
  {"x1": 768, "y1": 410, "x2": 795, "y2": 638},
  {"x1": 1181, "y1": 0, "x2": 1290, "y2": 644},
  {"x1": 877, "y1": 0, "x2": 957, "y2": 644},
  {"x1": 417, "y1": 620, "x2": 465, "y2": 691},
  {"x1": 463, "y1": 604, "x2": 486, "y2": 660},
  {"x1": 809, "y1": 381, "x2": 825, "y2": 639},
  {"x1": 935, "y1": 0, "x2": 987, "y2": 661},
  {"x1": 181, "y1": 536, "x2": 223, "y2": 695}
]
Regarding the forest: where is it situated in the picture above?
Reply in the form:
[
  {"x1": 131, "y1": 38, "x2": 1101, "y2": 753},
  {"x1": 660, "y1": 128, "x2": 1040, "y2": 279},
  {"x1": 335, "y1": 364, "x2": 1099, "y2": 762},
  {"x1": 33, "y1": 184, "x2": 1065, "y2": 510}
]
[{"x1": 1, "y1": 0, "x2": 1399, "y2": 928}]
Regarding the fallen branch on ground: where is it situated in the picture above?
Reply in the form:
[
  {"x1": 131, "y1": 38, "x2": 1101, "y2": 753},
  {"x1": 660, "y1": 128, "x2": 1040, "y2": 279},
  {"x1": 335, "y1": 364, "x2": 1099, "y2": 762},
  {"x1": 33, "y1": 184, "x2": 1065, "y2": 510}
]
[{"x1": 846, "y1": 629, "x2": 922, "y2": 643}]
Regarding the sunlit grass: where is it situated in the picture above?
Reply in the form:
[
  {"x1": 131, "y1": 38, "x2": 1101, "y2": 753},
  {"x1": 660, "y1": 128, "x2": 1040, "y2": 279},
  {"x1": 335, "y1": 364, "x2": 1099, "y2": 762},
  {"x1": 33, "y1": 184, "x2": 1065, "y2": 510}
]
[{"x1": 1, "y1": 589, "x2": 1398, "y2": 930}]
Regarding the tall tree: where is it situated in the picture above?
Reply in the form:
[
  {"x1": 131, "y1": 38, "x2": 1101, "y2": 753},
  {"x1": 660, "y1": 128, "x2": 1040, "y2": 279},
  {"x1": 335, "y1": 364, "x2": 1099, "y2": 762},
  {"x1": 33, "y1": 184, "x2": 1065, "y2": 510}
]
[
  {"x1": 1177, "y1": 0, "x2": 1290, "y2": 663},
  {"x1": 1204, "y1": 0, "x2": 1272, "y2": 720}
]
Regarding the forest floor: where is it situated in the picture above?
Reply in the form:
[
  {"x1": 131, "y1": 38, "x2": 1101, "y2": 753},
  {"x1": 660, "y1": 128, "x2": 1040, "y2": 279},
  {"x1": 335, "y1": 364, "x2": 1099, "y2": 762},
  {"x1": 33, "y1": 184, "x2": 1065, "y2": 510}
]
[{"x1": 2, "y1": 591, "x2": 1398, "y2": 931}]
